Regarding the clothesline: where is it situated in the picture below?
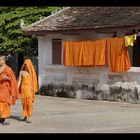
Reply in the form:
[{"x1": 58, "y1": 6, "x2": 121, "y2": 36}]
[{"x1": 64, "y1": 33, "x2": 136, "y2": 44}]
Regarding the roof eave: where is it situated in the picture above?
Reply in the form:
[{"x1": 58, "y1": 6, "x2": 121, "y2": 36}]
[{"x1": 23, "y1": 24, "x2": 140, "y2": 36}]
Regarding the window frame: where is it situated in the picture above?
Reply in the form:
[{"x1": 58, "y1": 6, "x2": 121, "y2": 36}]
[{"x1": 52, "y1": 39, "x2": 63, "y2": 65}]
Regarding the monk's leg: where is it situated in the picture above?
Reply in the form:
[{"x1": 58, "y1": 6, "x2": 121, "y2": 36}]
[
  {"x1": 21, "y1": 98, "x2": 28, "y2": 120},
  {"x1": 0, "y1": 118, "x2": 4, "y2": 123},
  {"x1": 26, "y1": 97, "x2": 33, "y2": 123},
  {"x1": 0, "y1": 101, "x2": 10, "y2": 125}
]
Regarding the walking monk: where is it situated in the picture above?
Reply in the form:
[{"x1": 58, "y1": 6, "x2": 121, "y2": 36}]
[
  {"x1": 0, "y1": 54, "x2": 18, "y2": 125},
  {"x1": 17, "y1": 59, "x2": 38, "y2": 123}
]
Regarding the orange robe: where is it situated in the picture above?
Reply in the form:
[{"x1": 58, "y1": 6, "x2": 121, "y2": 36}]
[
  {"x1": 19, "y1": 59, "x2": 38, "y2": 117},
  {"x1": 63, "y1": 39, "x2": 107, "y2": 66},
  {"x1": 63, "y1": 37, "x2": 131, "y2": 72},
  {"x1": 20, "y1": 75, "x2": 33, "y2": 117},
  {"x1": 0, "y1": 65, "x2": 18, "y2": 118},
  {"x1": 20, "y1": 59, "x2": 38, "y2": 94},
  {"x1": 107, "y1": 37, "x2": 131, "y2": 72}
]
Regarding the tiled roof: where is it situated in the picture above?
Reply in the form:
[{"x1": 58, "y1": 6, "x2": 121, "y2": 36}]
[{"x1": 23, "y1": 7, "x2": 140, "y2": 35}]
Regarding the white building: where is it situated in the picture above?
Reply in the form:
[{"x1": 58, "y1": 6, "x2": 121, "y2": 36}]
[{"x1": 23, "y1": 7, "x2": 140, "y2": 103}]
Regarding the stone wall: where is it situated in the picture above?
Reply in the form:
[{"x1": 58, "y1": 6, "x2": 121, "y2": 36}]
[
  {"x1": 42, "y1": 65, "x2": 100, "y2": 86},
  {"x1": 39, "y1": 82, "x2": 140, "y2": 104},
  {"x1": 39, "y1": 65, "x2": 140, "y2": 104}
]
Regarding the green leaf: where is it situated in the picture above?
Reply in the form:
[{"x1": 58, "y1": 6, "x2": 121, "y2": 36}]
[{"x1": 0, "y1": 6, "x2": 61, "y2": 54}]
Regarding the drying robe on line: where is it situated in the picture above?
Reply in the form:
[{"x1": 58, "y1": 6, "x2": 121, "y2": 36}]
[
  {"x1": 0, "y1": 65, "x2": 18, "y2": 118},
  {"x1": 63, "y1": 37, "x2": 131, "y2": 72},
  {"x1": 124, "y1": 35, "x2": 135, "y2": 47},
  {"x1": 63, "y1": 39, "x2": 107, "y2": 66},
  {"x1": 19, "y1": 59, "x2": 38, "y2": 117},
  {"x1": 107, "y1": 37, "x2": 131, "y2": 72}
]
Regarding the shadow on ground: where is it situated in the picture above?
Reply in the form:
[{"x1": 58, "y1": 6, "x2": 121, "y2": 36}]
[{"x1": 9, "y1": 115, "x2": 25, "y2": 122}]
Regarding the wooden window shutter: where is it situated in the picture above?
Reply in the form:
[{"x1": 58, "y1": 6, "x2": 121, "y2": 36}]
[{"x1": 52, "y1": 39, "x2": 62, "y2": 64}]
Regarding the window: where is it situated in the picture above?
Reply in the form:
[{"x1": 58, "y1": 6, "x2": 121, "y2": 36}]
[{"x1": 52, "y1": 39, "x2": 62, "y2": 64}]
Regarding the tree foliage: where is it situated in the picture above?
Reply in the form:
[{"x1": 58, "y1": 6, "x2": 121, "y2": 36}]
[{"x1": 0, "y1": 7, "x2": 61, "y2": 56}]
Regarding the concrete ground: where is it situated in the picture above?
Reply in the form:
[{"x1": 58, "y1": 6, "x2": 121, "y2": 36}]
[{"x1": 1, "y1": 95, "x2": 140, "y2": 133}]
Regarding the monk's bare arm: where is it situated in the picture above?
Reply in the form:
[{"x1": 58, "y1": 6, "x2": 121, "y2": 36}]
[
  {"x1": 17, "y1": 72, "x2": 22, "y2": 89},
  {"x1": 0, "y1": 74, "x2": 10, "y2": 81}
]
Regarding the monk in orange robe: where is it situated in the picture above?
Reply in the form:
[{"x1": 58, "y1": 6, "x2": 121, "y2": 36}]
[
  {"x1": 0, "y1": 54, "x2": 18, "y2": 125},
  {"x1": 18, "y1": 59, "x2": 38, "y2": 123}
]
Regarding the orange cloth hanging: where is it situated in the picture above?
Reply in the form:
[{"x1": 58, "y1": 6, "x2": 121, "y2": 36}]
[
  {"x1": 107, "y1": 37, "x2": 131, "y2": 72},
  {"x1": 63, "y1": 39, "x2": 107, "y2": 66}
]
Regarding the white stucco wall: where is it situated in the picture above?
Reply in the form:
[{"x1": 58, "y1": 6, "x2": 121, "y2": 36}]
[{"x1": 37, "y1": 31, "x2": 140, "y2": 88}]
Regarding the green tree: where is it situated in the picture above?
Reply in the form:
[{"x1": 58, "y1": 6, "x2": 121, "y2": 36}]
[{"x1": 0, "y1": 7, "x2": 61, "y2": 56}]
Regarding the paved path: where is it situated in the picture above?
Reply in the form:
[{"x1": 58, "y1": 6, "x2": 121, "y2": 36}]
[{"x1": 1, "y1": 95, "x2": 140, "y2": 133}]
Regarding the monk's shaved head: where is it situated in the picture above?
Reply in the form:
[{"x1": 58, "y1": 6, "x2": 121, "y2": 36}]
[
  {"x1": 0, "y1": 55, "x2": 6, "y2": 60},
  {"x1": 0, "y1": 54, "x2": 6, "y2": 66},
  {"x1": 0, "y1": 52, "x2": 6, "y2": 59}
]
